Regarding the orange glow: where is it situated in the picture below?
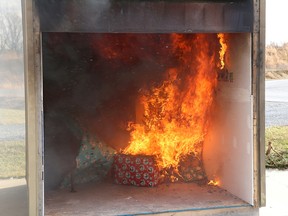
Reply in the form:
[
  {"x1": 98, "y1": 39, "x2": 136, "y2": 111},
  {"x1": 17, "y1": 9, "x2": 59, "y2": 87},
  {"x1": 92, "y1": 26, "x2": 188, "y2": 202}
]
[
  {"x1": 208, "y1": 180, "x2": 220, "y2": 186},
  {"x1": 217, "y1": 33, "x2": 228, "y2": 70},
  {"x1": 122, "y1": 34, "x2": 227, "y2": 181}
]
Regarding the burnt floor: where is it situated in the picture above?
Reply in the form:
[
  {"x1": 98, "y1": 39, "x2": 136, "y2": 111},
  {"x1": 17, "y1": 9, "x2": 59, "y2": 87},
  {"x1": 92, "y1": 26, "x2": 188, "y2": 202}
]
[{"x1": 45, "y1": 181, "x2": 250, "y2": 216}]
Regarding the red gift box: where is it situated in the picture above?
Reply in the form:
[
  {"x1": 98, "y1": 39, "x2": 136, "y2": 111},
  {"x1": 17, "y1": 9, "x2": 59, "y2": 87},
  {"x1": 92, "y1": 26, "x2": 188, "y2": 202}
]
[{"x1": 113, "y1": 154, "x2": 160, "y2": 187}]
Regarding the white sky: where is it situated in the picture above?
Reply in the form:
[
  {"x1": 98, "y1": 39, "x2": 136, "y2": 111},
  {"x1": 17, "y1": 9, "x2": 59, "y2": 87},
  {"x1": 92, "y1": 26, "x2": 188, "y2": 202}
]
[{"x1": 266, "y1": 0, "x2": 288, "y2": 45}]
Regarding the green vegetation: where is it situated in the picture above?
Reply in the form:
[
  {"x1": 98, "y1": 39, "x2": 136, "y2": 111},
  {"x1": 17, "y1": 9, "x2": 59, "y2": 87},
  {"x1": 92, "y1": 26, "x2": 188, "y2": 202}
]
[
  {"x1": 0, "y1": 107, "x2": 25, "y2": 178},
  {"x1": 265, "y1": 126, "x2": 288, "y2": 169},
  {"x1": 0, "y1": 140, "x2": 25, "y2": 178}
]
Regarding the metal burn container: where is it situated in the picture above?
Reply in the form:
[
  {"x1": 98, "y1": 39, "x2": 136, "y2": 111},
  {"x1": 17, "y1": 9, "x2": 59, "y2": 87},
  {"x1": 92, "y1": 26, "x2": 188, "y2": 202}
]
[{"x1": 22, "y1": 0, "x2": 265, "y2": 215}]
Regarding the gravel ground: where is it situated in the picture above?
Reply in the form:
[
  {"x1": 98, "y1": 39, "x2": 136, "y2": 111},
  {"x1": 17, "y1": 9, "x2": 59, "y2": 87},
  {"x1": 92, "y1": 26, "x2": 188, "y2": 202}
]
[
  {"x1": 0, "y1": 96, "x2": 25, "y2": 142},
  {"x1": 0, "y1": 124, "x2": 25, "y2": 141},
  {"x1": 0, "y1": 96, "x2": 25, "y2": 109},
  {"x1": 266, "y1": 80, "x2": 288, "y2": 127},
  {"x1": 266, "y1": 80, "x2": 288, "y2": 102},
  {"x1": 266, "y1": 102, "x2": 288, "y2": 127}
]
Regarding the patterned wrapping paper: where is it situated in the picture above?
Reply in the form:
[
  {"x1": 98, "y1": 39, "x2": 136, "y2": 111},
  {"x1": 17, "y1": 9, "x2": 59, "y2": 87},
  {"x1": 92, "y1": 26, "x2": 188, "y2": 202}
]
[
  {"x1": 178, "y1": 152, "x2": 207, "y2": 183},
  {"x1": 113, "y1": 154, "x2": 160, "y2": 187},
  {"x1": 61, "y1": 133, "x2": 115, "y2": 188}
]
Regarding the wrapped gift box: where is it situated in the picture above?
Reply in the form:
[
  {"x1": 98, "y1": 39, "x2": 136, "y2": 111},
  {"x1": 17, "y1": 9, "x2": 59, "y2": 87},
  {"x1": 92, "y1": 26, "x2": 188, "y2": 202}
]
[
  {"x1": 178, "y1": 152, "x2": 207, "y2": 183},
  {"x1": 113, "y1": 154, "x2": 160, "y2": 187}
]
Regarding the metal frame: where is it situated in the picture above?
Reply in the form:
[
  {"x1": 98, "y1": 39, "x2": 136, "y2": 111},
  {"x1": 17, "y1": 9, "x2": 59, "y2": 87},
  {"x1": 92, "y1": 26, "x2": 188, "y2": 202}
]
[
  {"x1": 22, "y1": 0, "x2": 266, "y2": 215},
  {"x1": 252, "y1": 0, "x2": 266, "y2": 207},
  {"x1": 22, "y1": 0, "x2": 43, "y2": 215}
]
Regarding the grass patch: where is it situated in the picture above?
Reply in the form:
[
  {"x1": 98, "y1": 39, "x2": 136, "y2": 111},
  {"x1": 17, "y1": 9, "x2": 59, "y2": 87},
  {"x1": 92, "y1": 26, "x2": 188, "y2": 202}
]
[
  {"x1": 0, "y1": 140, "x2": 25, "y2": 178},
  {"x1": 266, "y1": 126, "x2": 288, "y2": 169},
  {"x1": 0, "y1": 108, "x2": 25, "y2": 125}
]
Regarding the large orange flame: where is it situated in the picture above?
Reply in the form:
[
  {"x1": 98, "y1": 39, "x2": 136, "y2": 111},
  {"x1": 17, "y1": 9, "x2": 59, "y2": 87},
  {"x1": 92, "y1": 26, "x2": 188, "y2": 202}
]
[{"x1": 123, "y1": 34, "x2": 227, "y2": 180}]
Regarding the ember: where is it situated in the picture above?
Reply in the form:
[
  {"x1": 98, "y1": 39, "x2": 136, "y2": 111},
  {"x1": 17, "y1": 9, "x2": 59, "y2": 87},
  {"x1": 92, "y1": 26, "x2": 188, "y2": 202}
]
[{"x1": 208, "y1": 180, "x2": 220, "y2": 186}]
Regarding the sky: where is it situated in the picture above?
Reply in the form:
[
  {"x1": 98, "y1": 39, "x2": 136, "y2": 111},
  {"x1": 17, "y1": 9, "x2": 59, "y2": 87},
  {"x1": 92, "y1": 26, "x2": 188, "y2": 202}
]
[
  {"x1": 266, "y1": 0, "x2": 288, "y2": 45},
  {"x1": 0, "y1": 0, "x2": 21, "y2": 16}
]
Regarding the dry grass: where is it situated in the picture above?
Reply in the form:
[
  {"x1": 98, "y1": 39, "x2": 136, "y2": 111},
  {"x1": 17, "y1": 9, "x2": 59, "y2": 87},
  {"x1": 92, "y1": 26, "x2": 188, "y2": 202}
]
[
  {"x1": 265, "y1": 42, "x2": 288, "y2": 80},
  {"x1": 265, "y1": 70, "x2": 288, "y2": 80},
  {"x1": 266, "y1": 43, "x2": 288, "y2": 70},
  {"x1": 0, "y1": 140, "x2": 25, "y2": 178},
  {"x1": 266, "y1": 126, "x2": 288, "y2": 169},
  {"x1": 0, "y1": 108, "x2": 25, "y2": 125}
]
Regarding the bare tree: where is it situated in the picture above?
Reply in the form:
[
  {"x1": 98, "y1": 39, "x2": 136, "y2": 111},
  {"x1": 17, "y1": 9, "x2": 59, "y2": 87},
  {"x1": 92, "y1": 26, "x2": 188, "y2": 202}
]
[
  {"x1": 0, "y1": 14, "x2": 7, "y2": 52},
  {"x1": 0, "y1": 12, "x2": 22, "y2": 53}
]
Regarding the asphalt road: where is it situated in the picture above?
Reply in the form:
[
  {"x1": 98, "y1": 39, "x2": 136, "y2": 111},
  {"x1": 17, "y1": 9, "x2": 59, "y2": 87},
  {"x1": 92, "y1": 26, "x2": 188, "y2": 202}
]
[
  {"x1": 266, "y1": 80, "x2": 288, "y2": 127},
  {"x1": 266, "y1": 80, "x2": 288, "y2": 102},
  {"x1": 0, "y1": 124, "x2": 25, "y2": 141}
]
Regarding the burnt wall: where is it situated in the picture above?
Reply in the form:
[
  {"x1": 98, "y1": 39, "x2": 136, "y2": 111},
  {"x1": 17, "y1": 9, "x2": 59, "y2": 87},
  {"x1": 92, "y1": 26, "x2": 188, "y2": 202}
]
[
  {"x1": 36, "y1": 0, "x2": 253, "y2": 33},
  {"x1": 43, "y1": 33, "x2": 175, "y2": 150}
]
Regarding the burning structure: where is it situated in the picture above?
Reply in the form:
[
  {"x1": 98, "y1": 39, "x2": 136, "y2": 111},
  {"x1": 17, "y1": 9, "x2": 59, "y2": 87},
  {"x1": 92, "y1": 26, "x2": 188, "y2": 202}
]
[{"x1": 23, "y1": 0, "x2": 265, "y2": 215}]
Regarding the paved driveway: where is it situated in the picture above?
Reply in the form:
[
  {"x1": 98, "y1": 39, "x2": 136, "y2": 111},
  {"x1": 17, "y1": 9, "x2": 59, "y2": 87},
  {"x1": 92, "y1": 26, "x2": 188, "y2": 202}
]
[
  {"x1": 266, "y1": 80, "x2": 288, "y2": 127},
  {"x1": 0, "y1": 179, "x2": 28, "y2": 216}
]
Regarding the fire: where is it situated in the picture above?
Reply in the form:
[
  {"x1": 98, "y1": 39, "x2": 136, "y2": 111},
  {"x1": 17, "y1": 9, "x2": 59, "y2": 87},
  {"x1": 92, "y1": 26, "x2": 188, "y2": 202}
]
[
  {"x1": 123, "y1": 34, "x2": 228, "y2": 181},
  {"x1": 208, "y1": 180, "x2": 220, "y2": 186},
  {"x1": 217, "y1": 33, "x2": 228, "y2": 70}
]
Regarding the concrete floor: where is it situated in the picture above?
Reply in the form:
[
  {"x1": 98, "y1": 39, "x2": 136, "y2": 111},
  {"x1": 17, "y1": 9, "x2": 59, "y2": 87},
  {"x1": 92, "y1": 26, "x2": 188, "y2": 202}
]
[
  {"x1": 45, "y1": 181, "x2": 249, "y2": 216},
  {"x1": 259, "y1": 169, "x2": 288, "y2": 216},
  {"x1": 1, "y1": 170, "x2": 288, "y2": 216},
  {"x1": 0, "y1": 178, "x2": 28, "y2": 216}
]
